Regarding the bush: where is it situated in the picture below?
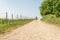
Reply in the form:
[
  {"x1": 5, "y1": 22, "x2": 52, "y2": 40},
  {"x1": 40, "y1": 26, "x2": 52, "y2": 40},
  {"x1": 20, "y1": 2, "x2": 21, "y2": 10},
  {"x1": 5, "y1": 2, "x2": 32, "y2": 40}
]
[{"x1": 41, "y1": 14, "x2": 60, "y2": 25}]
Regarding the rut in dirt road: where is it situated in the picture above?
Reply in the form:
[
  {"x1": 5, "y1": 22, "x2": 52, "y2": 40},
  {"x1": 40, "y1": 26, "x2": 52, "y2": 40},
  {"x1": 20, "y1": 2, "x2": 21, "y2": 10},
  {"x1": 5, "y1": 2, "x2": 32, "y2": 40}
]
[{"x1": 0, "y1": 20, "x2": 60, "y2": 40}]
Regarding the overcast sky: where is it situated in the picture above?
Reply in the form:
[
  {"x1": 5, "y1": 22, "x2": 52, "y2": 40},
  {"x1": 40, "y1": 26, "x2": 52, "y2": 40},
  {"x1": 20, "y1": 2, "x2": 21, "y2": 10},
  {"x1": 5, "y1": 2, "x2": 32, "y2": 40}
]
[{"x1": 0, "y1": 0, "x2": 43, "y2": 19}]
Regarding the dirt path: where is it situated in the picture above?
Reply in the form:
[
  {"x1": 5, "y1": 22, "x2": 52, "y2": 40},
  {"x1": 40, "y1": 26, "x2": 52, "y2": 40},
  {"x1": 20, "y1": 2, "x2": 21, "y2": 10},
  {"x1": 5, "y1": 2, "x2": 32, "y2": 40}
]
[{"x1": 0, "y1": 20, "x2": 60, "y2": 40}]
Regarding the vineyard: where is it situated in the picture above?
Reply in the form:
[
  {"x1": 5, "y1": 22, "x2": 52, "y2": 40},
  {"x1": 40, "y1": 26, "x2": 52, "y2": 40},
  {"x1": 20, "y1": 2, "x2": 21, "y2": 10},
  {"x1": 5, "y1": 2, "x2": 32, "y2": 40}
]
[
  {"x1": 0, "y1": 12, "x2": 34, "y2": 34},
  {"x1": 0, "y1": 19, "x2": 33, "y2": 34}
]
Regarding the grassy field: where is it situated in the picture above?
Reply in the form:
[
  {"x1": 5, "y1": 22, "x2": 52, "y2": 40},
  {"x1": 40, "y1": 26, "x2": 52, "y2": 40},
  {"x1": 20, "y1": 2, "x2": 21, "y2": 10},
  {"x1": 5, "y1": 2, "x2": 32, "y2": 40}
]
[
  {"x1": 0, "y1": 19, "x2": 33, "y2": 34},
  {"x1": 41, "y1": 14, "x2": 60, "y2": 26}
]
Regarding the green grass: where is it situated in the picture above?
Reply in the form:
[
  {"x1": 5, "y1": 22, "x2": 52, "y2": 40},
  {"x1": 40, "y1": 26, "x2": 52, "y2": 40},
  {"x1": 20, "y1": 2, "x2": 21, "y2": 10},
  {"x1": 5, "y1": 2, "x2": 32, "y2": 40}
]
[
  {"x1": 0, "y1": 19, "x2": 33, "y2": 34},
  {"x1": 41, "y1": 14, "x2": 60, "y2": 26}
]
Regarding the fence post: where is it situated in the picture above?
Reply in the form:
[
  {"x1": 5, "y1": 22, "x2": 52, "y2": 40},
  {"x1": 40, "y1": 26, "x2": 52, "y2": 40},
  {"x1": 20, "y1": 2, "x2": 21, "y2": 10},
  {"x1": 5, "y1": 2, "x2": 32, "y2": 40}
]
[
  {"x1": 20, "y1": 15, "x2": 22, "y2": 20},
  {"x1": 6, "y1": 12, "x2": 8, "y2": 24},
  {"x1": 17, "y1": 14, "x2": 19, "y2": 20},
  {"x1": 12, "y1": 14, "x2": 13, "y2": 23},
  {"x1": 16, "y1": 14, "x2": 18, "y2": 23}
]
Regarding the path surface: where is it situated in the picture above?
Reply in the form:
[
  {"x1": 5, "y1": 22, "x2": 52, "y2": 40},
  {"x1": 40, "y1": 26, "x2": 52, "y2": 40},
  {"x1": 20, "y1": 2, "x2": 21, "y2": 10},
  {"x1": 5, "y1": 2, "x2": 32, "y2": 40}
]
[{"x1": 0, "y1": 20, "x2": 60, "y2": 40}]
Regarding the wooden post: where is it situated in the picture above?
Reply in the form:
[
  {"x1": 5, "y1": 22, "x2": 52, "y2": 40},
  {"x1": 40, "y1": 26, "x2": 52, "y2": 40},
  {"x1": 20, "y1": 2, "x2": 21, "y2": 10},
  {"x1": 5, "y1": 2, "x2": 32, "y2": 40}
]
[
  {"x1": 12, "y1": 14, "x2": 13, "y2": 22},
  {"x1": 6, "y1": 12, "x2": 8, "y2": 24},
  {"x1": 20, "y1": 15, "x2": 22, "y2": 19},
  {"x1": 17, "y1": 14, "x2": 19, "y2": 20}
]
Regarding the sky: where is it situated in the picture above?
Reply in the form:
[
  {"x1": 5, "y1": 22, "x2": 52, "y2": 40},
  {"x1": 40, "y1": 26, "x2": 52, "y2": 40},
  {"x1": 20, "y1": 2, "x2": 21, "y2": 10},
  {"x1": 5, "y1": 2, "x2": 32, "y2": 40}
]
[{"x1": 0, "y1": 0, "x2": 43, "y2": 19}]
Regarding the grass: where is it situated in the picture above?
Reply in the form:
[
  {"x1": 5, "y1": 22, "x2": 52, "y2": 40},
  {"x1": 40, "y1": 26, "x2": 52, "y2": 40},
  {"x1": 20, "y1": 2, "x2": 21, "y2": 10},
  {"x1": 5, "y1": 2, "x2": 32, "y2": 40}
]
[
  {"x1": 41, "y1": 14, "x2": 60, "y2": 26},
  {"x1": 0, "y1": 19, "x2": 34, "y2": 34}
]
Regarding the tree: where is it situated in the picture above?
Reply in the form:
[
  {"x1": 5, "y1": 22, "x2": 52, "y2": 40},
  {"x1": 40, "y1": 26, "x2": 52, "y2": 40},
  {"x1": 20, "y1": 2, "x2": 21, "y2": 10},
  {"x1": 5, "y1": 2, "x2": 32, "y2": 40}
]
[{"x1": 40, "y1": 0, "x2": 60, "y2": 17}]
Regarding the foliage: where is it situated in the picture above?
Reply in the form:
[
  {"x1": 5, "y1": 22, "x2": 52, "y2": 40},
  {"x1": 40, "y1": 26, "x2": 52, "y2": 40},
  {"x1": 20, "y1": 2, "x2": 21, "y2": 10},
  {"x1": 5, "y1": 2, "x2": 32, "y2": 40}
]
[
  {"x1": 40, "y1": 0, "x2": 60, "y2": 17},
  {"x1": 40, "y1": 0, "x2": 60, "y2": 26},
  {"x1": 41, "y1": 15, "x2": 60, "y2": 25},
  {"x1": 0, "y1": 19, "x2": 33, "y2": 34}
]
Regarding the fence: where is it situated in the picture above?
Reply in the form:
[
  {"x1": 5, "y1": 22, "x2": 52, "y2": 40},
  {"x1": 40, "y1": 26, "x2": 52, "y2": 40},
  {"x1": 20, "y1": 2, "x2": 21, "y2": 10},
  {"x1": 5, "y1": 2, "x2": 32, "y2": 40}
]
[
  {"x1": 0, "y1": 12, "x2": 35, "y2": 24},
  {"x1": 0, "y1": 12, "x2": 23, "y2": 24}
]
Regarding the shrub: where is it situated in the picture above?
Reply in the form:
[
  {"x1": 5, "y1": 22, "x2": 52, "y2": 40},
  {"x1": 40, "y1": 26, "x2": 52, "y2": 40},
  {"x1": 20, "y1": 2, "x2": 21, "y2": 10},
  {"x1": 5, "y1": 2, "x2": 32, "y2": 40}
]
[{"x1": 41, "y1": 14, "x2": 60, "y2": 24}]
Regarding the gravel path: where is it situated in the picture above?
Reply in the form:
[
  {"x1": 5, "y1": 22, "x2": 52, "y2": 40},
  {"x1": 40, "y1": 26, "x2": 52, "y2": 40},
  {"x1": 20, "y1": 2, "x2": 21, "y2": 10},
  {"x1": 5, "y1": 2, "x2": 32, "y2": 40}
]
[{"x1": 0, "y1": 20, "x2": 60, "y2": 40}]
